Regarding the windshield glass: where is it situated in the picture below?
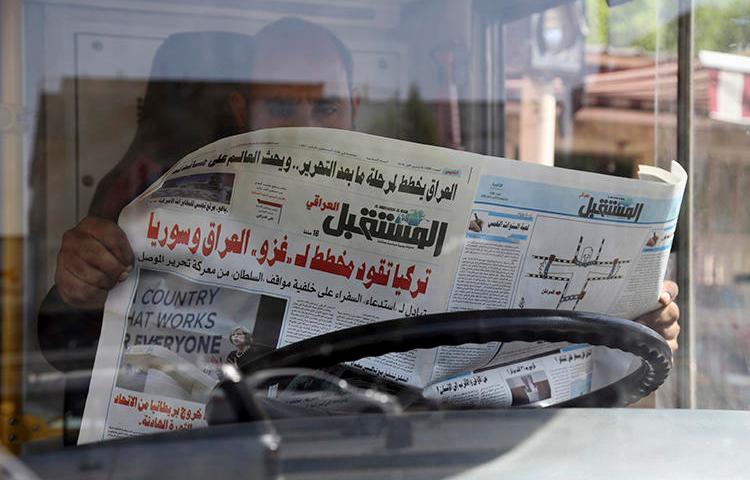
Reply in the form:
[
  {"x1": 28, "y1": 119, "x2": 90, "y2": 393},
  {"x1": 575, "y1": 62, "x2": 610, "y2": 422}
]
[{"x1": 1, "y1": 0, "x2": 748, "y2": 476}]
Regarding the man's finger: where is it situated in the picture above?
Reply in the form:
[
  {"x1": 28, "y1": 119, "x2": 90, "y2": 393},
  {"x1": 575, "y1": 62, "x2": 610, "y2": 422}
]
[
  {"x1": 635, "y1": 307, "x2": 662, "y2": 328},
  {"x1": 65, "y1": 254, "x2": 119, "y2": 290},
  {"x1": 75, "y1": 234, "x2": 131, "y2": 282},
  {"x1": 659, "y1": 280, "x2": 679, "y2": 306},
  {"x1": 77, "y1": 217, "x2": 135, "y2": 267},
  {"x1": 58, "y1": 270, "x2": 108, "y2": 308},
  {"x1": 661, "y1": 321, "x2": 680, "y2": 341},
  {"x1": 637, "y1": 303, "x2": 680, "y2": 329}
]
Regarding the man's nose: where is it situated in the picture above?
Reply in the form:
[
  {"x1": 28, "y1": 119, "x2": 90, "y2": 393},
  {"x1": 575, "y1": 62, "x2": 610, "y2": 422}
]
[
  {"x1": 285, "y1": 102, "x2": 314, "y2": 127},
  {"x1": 287, "y1": 102, "x2": 319, "y2": 127}
]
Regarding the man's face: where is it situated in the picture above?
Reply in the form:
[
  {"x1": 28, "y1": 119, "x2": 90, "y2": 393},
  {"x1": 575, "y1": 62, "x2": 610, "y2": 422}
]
[{"x1": 247, "y1": 37, "x2": 355, "y2": 131}]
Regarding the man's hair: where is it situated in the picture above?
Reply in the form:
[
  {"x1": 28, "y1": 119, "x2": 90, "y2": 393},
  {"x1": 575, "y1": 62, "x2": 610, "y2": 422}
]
[{"x1": 252, "y1": 16, "x2": 354, "y2": 91}]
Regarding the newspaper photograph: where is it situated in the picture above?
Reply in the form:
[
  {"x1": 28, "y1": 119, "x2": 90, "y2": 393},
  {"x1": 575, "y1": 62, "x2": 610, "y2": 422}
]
[{"x1": 79, "y1": 127, "x2": 686, "y2": 444}]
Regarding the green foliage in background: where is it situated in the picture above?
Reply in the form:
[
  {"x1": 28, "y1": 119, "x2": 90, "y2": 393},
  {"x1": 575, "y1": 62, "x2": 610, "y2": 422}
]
[
  {"x1": 367, "y1": 86, "x2": 439, "y2": 146},
  {"x1": 586, "y1": 0, "x2": 750, "y2": 55}
]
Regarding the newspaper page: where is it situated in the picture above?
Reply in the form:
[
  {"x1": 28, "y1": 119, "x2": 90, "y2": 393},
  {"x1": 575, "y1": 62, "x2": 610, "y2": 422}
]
[
  {"x1": 79, "y1": 127, "x2": 685, "y2": 443},
  {"x1": 425, "y1": 158, "x2": 686, "y2": 407},
  {"x1": 78, "y1": 127, "x2": 481, "y2": 443}
]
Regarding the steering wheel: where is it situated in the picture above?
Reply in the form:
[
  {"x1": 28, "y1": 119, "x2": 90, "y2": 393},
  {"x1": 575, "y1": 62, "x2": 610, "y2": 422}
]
[{"x1": 211, "y1": 309, "x2": 672, "y2": 424}]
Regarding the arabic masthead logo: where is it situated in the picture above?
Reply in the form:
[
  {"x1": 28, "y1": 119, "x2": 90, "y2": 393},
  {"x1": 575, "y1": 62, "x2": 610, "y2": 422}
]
[{"x1": 578, "y1": 194, "x2": 644, "y2": 223}]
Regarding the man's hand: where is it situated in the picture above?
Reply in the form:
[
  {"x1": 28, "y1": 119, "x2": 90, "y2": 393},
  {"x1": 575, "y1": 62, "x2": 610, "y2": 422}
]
[
  {"x1": 635, "y1": 281, "x2": 680, "y2": 353},
  {"x1": 56, "y1": 216, "x2": 134, "y2": 309}
]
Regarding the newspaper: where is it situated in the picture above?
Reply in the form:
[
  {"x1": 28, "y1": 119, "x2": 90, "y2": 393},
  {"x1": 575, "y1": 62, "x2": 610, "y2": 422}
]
[{"x1": 78, "y1": 127, "x2": 686, "y2": 443}]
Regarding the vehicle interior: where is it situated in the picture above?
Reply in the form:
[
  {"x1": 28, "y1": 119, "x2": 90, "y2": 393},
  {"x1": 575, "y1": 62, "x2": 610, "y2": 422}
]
[{"x1": 2, "y1": 0, "x2": 750, "y2": 478}]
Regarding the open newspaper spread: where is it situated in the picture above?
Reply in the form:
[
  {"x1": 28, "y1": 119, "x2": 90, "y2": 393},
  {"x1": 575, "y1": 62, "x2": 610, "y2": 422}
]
[{"x1": 78, "y1": 127, "x2": 686, "y2": 443}]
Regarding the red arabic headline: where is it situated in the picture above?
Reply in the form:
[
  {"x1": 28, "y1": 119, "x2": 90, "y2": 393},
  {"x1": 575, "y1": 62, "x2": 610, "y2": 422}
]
[
  {"x1": 146, "y1": 212, "x2": 432, "y2": 298},
  {"x1": 113, "y1": 393, "x2": 202, "y2": 431}
]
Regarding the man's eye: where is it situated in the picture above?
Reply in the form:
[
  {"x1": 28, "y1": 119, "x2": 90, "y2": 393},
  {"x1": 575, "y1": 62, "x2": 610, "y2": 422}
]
[
  {"x1": 313, "y1": 101, "x2": 340, "y2": 117},
  {"x1": 265, "y1": 99, "x2": 297, "y2": 119}
]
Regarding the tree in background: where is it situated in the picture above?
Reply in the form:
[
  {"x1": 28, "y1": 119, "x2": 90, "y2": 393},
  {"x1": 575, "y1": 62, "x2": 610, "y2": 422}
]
[
  {"x1": 367, "y1": 85, "x2": 439, "y2": 146},
  {"x1": 586, "y1": 0, "x2": 750, "y2": 55}
]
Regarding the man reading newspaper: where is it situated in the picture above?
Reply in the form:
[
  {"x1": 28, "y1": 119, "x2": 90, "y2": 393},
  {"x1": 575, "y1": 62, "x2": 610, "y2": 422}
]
[{"x1": 38, "y1": 17, "x2": 680, "y2": 444}]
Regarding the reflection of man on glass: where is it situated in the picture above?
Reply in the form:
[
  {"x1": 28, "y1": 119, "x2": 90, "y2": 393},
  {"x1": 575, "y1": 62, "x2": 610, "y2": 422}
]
[
  {"x1": 38, "y1": 19, "x2": 363, "y2": 443},
  {"x1": 226, "y1": 327, "x2": 256, "y2": 367},
  {"x1": 40, "y1": 18, "x2": 359, "y2": 356},
  {"x1": 39, "y1": 17, "x2": 681, "y2": 442},
  {"x1": 230, "y1": 17, "x2": 358, "y2": 133},
  {"x1": 46, "y1": 18, "x2": 359, "y2": 312},
  {"x1": 46, "y1": 17, "x2": 678, "y2": 359}
]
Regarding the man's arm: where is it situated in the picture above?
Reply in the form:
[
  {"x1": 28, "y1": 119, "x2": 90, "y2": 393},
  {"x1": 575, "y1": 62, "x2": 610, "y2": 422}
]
[
  {"x1": 37, "y1": 286, "x2": 103, "y2": 372},
  {"x1": 38, "y1": 216, "x2": 134, "y2": 371}
]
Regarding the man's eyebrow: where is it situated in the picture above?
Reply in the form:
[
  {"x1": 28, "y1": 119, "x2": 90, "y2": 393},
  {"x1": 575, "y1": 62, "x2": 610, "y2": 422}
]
[
  {"x1": 314, "y1": 96, "x2": 345, "y2": 104},
  {"x1": 264, "y1": 96, "x2": 297, "y2": 103}
]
